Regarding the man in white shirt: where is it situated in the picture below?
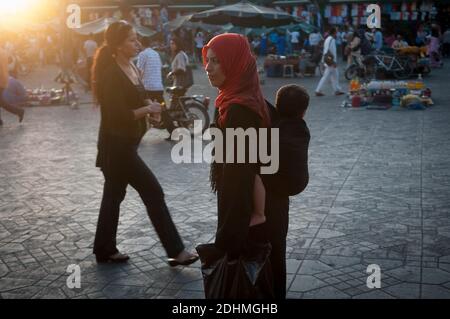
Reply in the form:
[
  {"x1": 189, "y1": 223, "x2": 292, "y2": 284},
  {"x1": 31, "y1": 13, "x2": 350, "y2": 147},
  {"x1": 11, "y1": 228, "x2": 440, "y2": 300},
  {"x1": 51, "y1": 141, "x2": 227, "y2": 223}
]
[
  {"x1": 315, "y1": 27, "x2": 344, "y2": 97},
  {"x1": 309, "y1": 30, "x2": 322, "y2": 53},
  {"x1": 83, "y1": 34, "x2": 98, "y2": 88},
  {"x1": 84, "y1": 34, "x2": 98, "y2": 60},
  {"x1": 290, "y1": 30, "x2": 301, "y2": 53},
  {"x1": 137, "y1": 37, "x2": 164, "y2": 104},
  {"x1": 194, "y1": 31, "x2": 205, "y2": 63},
  {"x1": 137, "y1": 37, "x2": 174, "y2": 134}
]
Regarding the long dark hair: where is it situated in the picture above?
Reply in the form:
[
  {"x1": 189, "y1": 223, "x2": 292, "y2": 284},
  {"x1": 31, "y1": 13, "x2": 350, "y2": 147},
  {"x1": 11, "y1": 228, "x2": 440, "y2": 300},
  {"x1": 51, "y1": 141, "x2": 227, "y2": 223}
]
[
  {"x1": 170, "y1": 36, "x2": 183, "y2": 58},
  {"x1": 91, "y1": 21, "x2": 133, "y2": 104}
]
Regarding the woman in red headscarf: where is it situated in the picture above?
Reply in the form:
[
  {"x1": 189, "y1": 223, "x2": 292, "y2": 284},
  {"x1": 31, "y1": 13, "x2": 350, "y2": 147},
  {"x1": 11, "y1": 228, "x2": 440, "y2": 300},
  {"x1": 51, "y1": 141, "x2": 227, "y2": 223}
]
[{"x1": 202, "y1": 34, "x2": 288, "y2": 299}]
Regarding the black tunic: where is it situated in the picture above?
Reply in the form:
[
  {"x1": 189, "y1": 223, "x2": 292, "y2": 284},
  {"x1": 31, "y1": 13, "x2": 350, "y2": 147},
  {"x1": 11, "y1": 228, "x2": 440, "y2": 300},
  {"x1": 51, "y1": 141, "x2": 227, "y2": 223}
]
[
  {"x1": 95, "y1": 62, "x2": 147, "y2": 175},
  {"x1": 212, "y1": 102, "x2": 292, "y2": 298},
  {"x1": 213, "y1": 104, "x2": 261, "y2": 255}
]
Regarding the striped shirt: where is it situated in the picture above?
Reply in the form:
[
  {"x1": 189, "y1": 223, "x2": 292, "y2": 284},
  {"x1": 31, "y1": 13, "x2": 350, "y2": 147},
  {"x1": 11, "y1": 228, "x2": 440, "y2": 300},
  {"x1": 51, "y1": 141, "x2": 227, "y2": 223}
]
[{"x1": 137, "y1": 48, "x2": 164, "y2": 91}]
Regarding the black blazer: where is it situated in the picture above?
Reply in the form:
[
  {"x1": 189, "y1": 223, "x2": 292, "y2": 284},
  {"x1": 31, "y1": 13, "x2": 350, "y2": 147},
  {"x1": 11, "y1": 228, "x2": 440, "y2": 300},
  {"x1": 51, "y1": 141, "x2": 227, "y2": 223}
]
[{"x1": 95, "y1": 62, "x2": 147, "y2": 174}]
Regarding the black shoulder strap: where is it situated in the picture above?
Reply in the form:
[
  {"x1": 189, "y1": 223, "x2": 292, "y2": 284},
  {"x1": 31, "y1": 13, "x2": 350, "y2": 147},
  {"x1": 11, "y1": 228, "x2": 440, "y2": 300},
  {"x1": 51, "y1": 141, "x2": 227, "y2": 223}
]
[{"x1": 265, "y1": 99, "x2": 279, "y2": 127}]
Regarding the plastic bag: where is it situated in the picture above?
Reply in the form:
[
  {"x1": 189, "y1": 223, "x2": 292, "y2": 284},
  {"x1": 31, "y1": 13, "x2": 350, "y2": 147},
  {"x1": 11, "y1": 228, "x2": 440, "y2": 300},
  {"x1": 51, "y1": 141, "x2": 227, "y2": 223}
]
[{"x1": 196, "y1": 243, "x2": 274, "y2": 299}]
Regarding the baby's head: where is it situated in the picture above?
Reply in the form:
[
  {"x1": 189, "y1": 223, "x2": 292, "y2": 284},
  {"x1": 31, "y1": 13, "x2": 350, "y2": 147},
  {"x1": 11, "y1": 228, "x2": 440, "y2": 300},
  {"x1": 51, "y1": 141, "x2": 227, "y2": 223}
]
[{"x1": 275, "y1": 84, "x2": 309, "y2": 119}]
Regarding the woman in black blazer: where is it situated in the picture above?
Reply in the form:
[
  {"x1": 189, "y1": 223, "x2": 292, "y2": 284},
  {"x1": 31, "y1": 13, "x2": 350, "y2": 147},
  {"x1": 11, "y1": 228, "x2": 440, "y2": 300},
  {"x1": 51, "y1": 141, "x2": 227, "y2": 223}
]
[{"x1": 92, "y1": 21, "x2": 198, "y2": 266}]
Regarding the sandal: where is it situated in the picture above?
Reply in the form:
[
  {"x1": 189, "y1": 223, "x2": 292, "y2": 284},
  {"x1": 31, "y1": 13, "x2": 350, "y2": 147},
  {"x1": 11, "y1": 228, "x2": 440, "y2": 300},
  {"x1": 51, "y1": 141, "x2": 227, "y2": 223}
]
[{"x1": 167, "y1": 254, "x2": 199, "y2": 267}]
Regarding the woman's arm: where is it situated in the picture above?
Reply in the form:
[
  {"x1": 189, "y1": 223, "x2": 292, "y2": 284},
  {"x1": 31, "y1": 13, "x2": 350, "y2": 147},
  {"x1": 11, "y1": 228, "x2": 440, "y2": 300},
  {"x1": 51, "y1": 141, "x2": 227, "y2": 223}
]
[
  {"x1": 133, "y1": 103, "x2": 161, "y2": 120},
  {"x1": 102, "y1": 69, "x2": 160, "y2": 125}
]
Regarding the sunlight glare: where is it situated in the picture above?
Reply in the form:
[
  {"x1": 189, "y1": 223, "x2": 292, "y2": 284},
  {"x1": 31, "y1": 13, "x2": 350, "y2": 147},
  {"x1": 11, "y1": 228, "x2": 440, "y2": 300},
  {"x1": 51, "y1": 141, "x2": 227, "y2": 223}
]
[{"x1": 0, "y1": 0, "x2": 39, "y2": 15}]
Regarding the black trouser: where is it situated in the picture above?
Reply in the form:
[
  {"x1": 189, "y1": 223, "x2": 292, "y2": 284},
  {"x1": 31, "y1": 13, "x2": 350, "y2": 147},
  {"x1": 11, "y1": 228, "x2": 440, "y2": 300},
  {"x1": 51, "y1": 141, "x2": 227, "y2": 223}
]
[
  {"x1": 93, "y1": 152, "x2": 185, "y2": 259},
  {"x1": 265, "y1": 191, "x2": 289, "y2": 299},
  {"x1": 0, "y1": 88, "x2": 23, "y2": 120}
]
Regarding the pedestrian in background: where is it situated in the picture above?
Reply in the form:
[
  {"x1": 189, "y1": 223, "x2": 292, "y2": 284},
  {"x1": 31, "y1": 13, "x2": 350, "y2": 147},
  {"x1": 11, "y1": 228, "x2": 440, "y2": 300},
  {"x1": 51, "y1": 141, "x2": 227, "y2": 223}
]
[
  {"x1": 290, "y1": 29, "x2": 301, "y2": 53},
  {"x1": 83, "y1": 33, "x2": 98, "y2": 89},
  {"x1": 341, "y1": 26, "x2": 348, "y2": 62},
  {"x1": 2, "y1": 75, "x2": 28, "y2": 108},
  {"x1": 347, "y1": 31, "x2": 361, "y2": 66},
  {"x1": 167, "y1": 36, "x2": 189, "y2": 95},
  {"x1": 315, "y1": 27, "x2": 344, "y2": 97},
  {"x1": 194, "y1": 31, "x2": 205, "y2": 63},
  {"x1": 260, "y1": 33, "x2": 268, "y2": 56},
  {"x1": 309, "y1": 29, "x2": 322, "y2": 54},
  {"x1": 0, "y1": 39, "x2": 25, "y2": 126},
  {"x1": 428, "y1": 28, "x2": 443, "y2": 68},
  {"x1": 443, "y1": 27, "x2": 450, "y2": 58},
  {"x1": 416, "y1": 24, "x2": 427, "y2": 46},
  {"x1": 373, "y1": 28, "x2": 383, "y2": 51},
  {"x1": 137, "y1": 36, "x2": 164, "y2": 104}
]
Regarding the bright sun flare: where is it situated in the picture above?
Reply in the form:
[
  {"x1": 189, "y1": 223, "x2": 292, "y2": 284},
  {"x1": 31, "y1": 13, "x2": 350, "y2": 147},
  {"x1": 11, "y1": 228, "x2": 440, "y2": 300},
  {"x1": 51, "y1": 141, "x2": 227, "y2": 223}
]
[{"x1": 0, "y1": 0, "x2": 38, "y2": 15}]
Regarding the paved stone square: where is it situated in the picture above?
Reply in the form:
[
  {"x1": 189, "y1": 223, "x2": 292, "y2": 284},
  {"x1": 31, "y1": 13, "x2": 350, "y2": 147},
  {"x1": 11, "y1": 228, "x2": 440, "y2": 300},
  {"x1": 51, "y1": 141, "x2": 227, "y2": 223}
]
[{"x1": 1, "y1": 60, "x2": 450, "y2": 299}]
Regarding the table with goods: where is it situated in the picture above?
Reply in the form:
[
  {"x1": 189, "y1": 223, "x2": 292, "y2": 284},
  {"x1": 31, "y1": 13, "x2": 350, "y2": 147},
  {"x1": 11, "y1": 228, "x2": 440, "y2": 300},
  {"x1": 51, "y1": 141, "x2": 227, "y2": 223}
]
[{"x1": 342, "y1": 76, "x2": 433, "y2": 110}]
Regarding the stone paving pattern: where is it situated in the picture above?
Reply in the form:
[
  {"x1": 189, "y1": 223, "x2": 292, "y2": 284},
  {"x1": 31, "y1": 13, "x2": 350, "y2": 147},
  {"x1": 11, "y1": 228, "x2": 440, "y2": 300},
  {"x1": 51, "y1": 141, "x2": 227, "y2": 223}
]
[{"x1": 0, "y1": 61, "x2": 449, "y2": 299}]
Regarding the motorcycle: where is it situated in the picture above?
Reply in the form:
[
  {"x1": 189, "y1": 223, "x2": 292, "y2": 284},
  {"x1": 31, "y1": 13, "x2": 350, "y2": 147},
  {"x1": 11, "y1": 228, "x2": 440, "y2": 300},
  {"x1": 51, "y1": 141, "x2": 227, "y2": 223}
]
[
  {"x1": 345, "y1": 51, "x2": 413, "y2": 81},
  {"x1": 344, "y1": 55, "x2": 377, "y2": 82},
  {"x1": 148, "y1": 86, "x2": 210, "y2": 137}
]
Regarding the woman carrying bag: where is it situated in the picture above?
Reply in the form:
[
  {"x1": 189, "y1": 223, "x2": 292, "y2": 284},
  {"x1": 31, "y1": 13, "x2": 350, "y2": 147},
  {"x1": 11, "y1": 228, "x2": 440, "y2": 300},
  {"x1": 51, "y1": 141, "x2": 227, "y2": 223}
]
[
  {"x1": 315, "y1": 27, "x2": 345, "y2": 97},
  {"x1": 197, "y1": 33, "x2": 277, "y2": 299}
]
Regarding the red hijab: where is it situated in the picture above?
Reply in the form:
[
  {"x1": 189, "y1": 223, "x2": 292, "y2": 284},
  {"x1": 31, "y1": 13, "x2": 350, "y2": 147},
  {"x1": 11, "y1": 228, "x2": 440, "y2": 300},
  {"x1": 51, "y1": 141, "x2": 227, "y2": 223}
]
[{"x1": 202, "y1": 33, "x2": 270, "y2": 128}]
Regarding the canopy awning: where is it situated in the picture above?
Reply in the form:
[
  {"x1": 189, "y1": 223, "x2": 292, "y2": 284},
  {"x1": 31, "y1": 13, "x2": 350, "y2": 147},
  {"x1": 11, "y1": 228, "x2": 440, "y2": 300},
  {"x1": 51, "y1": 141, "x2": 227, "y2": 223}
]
[{"x1": 72, "y1": 17, "x2": 156, "y2": 37}]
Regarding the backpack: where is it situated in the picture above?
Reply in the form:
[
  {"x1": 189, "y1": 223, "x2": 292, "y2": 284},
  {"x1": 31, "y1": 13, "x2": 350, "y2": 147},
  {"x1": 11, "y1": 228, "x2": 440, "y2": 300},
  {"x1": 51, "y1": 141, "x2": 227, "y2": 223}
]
[{"x1": 263, "y1": 101, "x2": 310, "y2": 197}]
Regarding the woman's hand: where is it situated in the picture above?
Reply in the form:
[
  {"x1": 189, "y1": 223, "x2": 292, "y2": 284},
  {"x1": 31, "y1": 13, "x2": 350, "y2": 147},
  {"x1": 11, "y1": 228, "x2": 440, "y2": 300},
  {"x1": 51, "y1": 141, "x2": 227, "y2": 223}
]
[
  {"x1": 146, "y1": 101, "x2": 162, "y2": 114},
  {"x1": 166, "y1": 71, "x2": 174, "y2": 80}
]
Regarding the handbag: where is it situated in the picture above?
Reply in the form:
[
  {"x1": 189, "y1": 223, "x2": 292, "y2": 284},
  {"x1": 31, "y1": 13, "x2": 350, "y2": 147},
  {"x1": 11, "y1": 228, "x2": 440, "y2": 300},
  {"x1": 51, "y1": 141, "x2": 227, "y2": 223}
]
[
  {"x1": 196, "y1": 243, "x2": 274, "y2": 299},
  {"x1": 323, "y1": 37, "x2": 336, "y2": 66}
]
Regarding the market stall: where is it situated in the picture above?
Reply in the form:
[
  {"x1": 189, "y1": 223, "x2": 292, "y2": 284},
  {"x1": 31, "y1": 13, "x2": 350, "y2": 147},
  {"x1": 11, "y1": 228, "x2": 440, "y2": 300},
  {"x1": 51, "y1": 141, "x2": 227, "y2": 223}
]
[
  {"x1": 264, "y1": 54, "x2": 301, "y2": 77},
  {"x1": 343, "y1": 77, "x2": 433, "y2": 110},
  {"x1": 72, "y1": 16, "x2": 155, "y2": 37}
]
